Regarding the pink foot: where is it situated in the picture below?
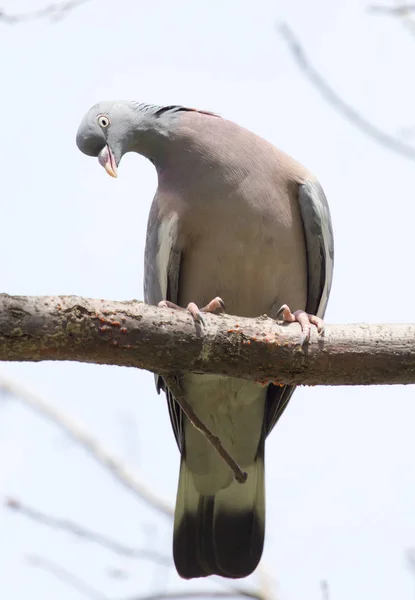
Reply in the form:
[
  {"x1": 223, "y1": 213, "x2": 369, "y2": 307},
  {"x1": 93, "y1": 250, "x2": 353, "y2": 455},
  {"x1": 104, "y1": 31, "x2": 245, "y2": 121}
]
[
  {"x1": 277, "y1": 303, "x2": 324, "y2": 345},
  {"x1": 158, "y1": 297, "x2": 225, "y2": 327}
]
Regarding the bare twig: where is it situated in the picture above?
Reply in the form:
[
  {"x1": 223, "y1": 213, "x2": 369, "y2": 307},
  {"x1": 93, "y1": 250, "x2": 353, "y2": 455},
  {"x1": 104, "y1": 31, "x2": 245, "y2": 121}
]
[
  {"x1": 370, "y1": 0, "x2": 415, "y2": 39},
  {"x1": 256, "y1": 564, "x2": 277, "y2": 600},
  {"x1": 27, "y1": 554, "x2": 108, "y2": 600},
  {"x1": 28, "y1": 555, "x2": 264, "y2": 600},
  {"x1": 406, "y1": 549, "x2": 415, "y2": 599},
  {"x1": 369, "y1": 4, "x2": 415, "y2": 13},
  {"x1": 406, "y1": 548, "x2": 415, "y2": 572},
  {"x1": 3, "y1": 382, "x2": 267, "y2": 599},
  {"x1": 278, "y1": 22, "x2": 415, "y2": 162},
  {"x1": 0, "y1": 378, "x2": 173, "y2": 518},
  {"x1": 6, "y1": 497, "x2": 171, "y2": 565},
  {"x1": 27, "y1": 556, "x2": 265, "y2": 600},
  {"x1": 125, "y1": 592, "x2": 265, "y2": 600},
  {"x1": 1, "y1": 294, "x2": 415, "y2": 385},
  {"x1": 163, "y1": 375, "x2": 247, "y2": 484},
  {"x1": 320, "y1": 580, "x2": 330, "y2": 600},
  {"x1": 0, "y1": 0, "x2": 90, "y2": 24}
]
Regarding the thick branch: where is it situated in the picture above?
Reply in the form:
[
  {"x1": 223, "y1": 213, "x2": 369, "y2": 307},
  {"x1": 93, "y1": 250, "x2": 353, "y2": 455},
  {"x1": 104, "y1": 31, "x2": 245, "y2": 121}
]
[{"x1": 0, "y1": 294, "x2": 414, "y2": 385}]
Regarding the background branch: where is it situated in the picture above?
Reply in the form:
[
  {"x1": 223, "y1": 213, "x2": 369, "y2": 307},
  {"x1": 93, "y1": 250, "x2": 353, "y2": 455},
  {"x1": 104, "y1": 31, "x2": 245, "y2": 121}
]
[
  {"x1": 1, "y1": 294, "x2": 415, "y2": 385},
  {"x1": 5, "y1": 497, "x2": 171, "y2": 564},
  {"x1": 278, "y1": 22, "x2": 415, "y2": 162},
  {"x1": 0, "y1": 378, "x2": 174, "y2": 518},
  {"x1": 126, "y1": 593, "x2": 265, "y2": 600},
  {"x1": 320, "y1": 580, "x2": 330, "y2": 600},
  {"x1": 0, "y1": 0, "x2": 90, "y2": 24},
  {"x1": 26, "y1": 554, "x2": 109, "y2": 600},
  {"x1": 368, "y1": 4, "x2": 415, "y2": 14},
  {"x1": 369, "y1": 1, "x2": 415, "y2": 39},
  {"x1": 27, "y1": 554, "x2": 265, "y2": 600},
  {"x1": 4, "y1": 379, "x2": 268, "y2": 600}
]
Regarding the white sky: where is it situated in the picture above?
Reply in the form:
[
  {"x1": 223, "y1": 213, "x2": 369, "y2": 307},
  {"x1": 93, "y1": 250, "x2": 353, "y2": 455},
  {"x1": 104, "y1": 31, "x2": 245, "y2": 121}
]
[{"x1": 0, "y1": 1, "x2": 415, "y2": 599}]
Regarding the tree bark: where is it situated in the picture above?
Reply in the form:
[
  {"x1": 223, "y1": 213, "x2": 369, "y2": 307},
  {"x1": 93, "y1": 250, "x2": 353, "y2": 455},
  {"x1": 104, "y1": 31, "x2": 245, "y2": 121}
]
[{"x1": 0, "y1": 293, "x2": 414, "y2": 385}]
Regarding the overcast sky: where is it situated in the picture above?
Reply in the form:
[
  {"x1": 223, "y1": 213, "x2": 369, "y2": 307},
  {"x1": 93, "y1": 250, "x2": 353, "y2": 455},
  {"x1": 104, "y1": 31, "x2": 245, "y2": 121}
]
[{"x1": 1, "y1": 1, "x2": 415, "y2": 599}]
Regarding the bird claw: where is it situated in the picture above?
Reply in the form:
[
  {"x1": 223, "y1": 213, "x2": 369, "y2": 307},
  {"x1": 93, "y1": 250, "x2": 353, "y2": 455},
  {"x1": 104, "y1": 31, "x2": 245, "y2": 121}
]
[
  {"x1": 200, "y1": 296, "x2": 226, "y2": 315},
  {"x1": 158, "y1": 297, "x2": 225, "y2": 328},
  {"x1": 276, "y1": 303, "x2": 324, "y2": 345},
  {"x1": 187, "y1": 302, "x2": 206, "y2": 326}
]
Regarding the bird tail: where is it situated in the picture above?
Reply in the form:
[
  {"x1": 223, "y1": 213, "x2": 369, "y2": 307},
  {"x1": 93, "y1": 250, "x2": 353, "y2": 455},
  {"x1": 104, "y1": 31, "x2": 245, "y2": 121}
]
[{"x1": 173, "y1": 438, "x2": 265, "y2": 579}]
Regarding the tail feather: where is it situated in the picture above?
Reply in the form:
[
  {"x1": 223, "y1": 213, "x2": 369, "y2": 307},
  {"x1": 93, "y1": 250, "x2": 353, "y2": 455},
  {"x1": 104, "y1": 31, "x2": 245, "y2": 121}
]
[{"x1": 173, "y1": 441, "x2": 265, "y2": 579}]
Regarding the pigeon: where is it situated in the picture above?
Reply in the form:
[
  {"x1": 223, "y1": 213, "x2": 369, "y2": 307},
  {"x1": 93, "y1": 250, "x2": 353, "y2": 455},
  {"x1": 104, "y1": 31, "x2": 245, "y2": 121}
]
[{"x1": 76, "y1": 101, "x2": 334, "y2": 579}]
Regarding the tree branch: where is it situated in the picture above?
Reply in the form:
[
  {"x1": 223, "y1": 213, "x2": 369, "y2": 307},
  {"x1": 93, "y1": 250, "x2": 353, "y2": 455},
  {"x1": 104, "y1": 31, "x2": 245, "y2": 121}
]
[
  {"x1": 163, "y1": 375, "x2": 247, "y2": 483},
  {"x1": 27, "y1": 555, "x2": 265, "y2": 600},
  {"x1": 320, "y1": 580, "x2": 330, "y2": 600},
  {"x1": 26, "y1": 554, "x2": 109, "y2": 600},
  {"x1": 369, "y1": 2, "x2": 415, "y2": 40},
  {"x1": 125, "y1": 593, "x2": 265, "y2": 600},
  {"x1": 5, "y1": 497, "x2": 171, "y2": 564},
  {"x1": 278, "y1": 22, "x2": 415, "y2": 162},
  {"x1": 4, "y1": 380, "x2": 266, "y2": 600},
  {"x1": 369, "y1": 4, "x2": 415, "y2": 14},
  {"x1": 0, "y1": 0, "x2": 90, "y2": 24},
  {"x1": 1, "y1": 294, "x2": 415, "y2": 385},
  {"x1": 0, "y1": 377, "x2": 174, "y2": 518}
]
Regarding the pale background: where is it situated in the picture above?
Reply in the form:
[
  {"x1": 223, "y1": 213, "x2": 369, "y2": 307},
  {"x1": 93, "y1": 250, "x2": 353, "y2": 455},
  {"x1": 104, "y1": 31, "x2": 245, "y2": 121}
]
[{"x1": 0, "y1": 1, "x2": 414, "y2": 599}]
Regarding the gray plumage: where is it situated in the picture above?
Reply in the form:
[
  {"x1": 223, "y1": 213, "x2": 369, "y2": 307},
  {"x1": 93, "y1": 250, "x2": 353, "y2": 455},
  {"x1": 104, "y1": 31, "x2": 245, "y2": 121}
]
[{"x1": 76, "y1": 101, "x2": 334, "y2": 579}]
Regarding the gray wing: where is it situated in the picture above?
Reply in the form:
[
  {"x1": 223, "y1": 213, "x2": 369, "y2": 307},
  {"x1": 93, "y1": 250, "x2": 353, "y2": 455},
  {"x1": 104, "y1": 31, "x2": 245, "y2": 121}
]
[
  {"x1": 298, "y1": 180, "x2": 334, "y2": 318},
  {"x1": 144, "y1": 194, "x2": 183, "y2": 450},
  {"x1": 144, "y1": 196, "x2": 181, "y2": 306},
  {"x1": 265, "y1": 179, "x2": 334, "y2": 433}
]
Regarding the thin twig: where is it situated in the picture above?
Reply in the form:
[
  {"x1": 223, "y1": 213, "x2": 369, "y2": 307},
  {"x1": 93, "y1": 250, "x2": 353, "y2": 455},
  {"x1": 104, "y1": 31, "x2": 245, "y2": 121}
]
[
  {"x1": 28, "y1": 555, "x2": 265, "y2": 600},
  {"x1": 163, "y1": 375, "x2": 247, "y2": 484},
  {"x1": 320, "y1": 580, "x2": 330, "y2": 600},
  {"x1": 256, "y1": 564, "x2": 278, "y2": 600},
  {"x1": 392, "y1": 0, "x2": 415, "y2": 39},
  {"x1": 125, "y1": 592, "x2": 264, "y2": 600},
  {"x1": 278, "y1": 22, "x2": 415, "y2": 162},
  {"x1": 3, "y1": 385, "x2": 266, "y2": 599},
  {"x1": 369, "y1": 4, "x2": 415, "y2": 13},
  {"x1": 27, "y1": 554, "x2": 108, "y2": 600},
  {"x1": 0, "y1": 0, "x2": 90, "y2": 24},
  {"x1": 11, "y1": 500, "x2": 264, "y2": 600},
  {"x1": 6, "y1": 497, "x2": 171, "y2": 565},
  {"x1": 0, "y1": 378, "x2": 173, "y2": 518},
  {"x1": 369, "y1": 1, "x2": 415, "y2": 39}
]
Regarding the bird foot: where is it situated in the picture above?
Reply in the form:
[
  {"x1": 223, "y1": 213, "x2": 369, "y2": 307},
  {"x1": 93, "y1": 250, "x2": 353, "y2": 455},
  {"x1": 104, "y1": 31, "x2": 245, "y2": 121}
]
[
  {"x1": 158, "y1": 297, "x2": 225, "y2": 327},
  {"x1": 276, "y1": 303, "x2": 324, "y2": 345}
]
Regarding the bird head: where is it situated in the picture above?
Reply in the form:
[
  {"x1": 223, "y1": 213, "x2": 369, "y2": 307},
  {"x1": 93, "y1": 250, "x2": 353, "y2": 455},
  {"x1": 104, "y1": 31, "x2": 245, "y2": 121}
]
[{"x1": 76, "y1": 101, "x2": 138, "y2": 178}]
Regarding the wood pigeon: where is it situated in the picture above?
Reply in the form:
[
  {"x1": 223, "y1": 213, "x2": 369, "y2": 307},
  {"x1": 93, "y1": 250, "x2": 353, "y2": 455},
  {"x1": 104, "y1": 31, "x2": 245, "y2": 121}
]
[{"x1": 76, "y1": 101, "x2": 334, "y2": 580}]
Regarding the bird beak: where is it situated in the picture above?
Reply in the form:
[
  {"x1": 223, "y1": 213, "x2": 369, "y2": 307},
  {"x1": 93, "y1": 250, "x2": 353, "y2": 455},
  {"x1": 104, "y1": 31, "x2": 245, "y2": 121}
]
[{"x1": 98, "y1": 145, "x2": 118, "y2": 178}]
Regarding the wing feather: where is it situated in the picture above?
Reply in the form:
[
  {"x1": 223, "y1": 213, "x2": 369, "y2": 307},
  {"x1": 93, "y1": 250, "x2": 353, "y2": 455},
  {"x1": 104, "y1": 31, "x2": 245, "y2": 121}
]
[
  {"x1": 144, "y1": 194, "x2": 183, "y2": 449},
  {"x1": 265, "y1": 179, "x2": 334, "y2": 434}
]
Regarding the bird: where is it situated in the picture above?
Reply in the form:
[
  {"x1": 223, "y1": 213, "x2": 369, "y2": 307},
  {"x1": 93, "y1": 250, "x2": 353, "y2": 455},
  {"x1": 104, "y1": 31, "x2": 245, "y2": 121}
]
[{"x1": 76, "y1": 100, "x2": 334, "y2": 580}]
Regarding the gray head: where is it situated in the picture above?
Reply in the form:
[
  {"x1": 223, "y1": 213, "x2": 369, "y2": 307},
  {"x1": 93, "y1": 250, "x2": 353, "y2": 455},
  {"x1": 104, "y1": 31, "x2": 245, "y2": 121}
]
[
  {"x1": 76, "y1": 100, "x2": 169, "y2": 178},
  {"x1": 76, "y1": 101, "x2": 136, "y2": 177}
]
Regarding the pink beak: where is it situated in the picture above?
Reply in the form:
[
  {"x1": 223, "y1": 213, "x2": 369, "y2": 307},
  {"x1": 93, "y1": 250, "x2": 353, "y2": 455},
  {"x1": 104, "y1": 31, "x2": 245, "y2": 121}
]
[{"x1": 98, "y1": 145, "x2": 118, "y2": 178}]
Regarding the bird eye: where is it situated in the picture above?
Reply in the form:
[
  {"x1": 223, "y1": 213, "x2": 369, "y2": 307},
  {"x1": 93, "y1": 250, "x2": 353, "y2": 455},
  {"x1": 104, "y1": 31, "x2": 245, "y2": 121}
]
[{"x1": 97, "y1": 114, "x2": 110, "y2": 128}]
